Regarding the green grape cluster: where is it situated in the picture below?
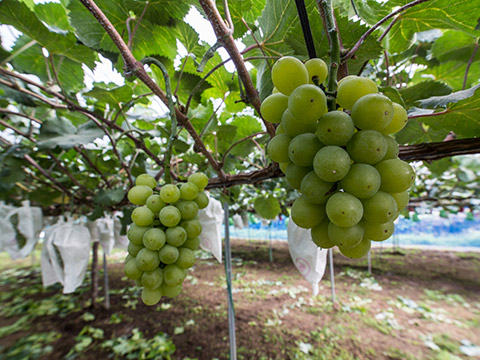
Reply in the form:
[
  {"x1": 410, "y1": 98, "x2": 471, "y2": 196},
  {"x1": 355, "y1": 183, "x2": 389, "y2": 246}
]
[
  {"x1": 264, "y1": 56, "x2": 415, "y2": 259},
  {"x1": 124, "y1": 172, "x2": 209, "y2": 306}
]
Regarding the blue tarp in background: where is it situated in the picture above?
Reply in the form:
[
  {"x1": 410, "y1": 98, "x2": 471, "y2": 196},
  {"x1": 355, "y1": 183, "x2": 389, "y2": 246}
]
[{"x1": 225, "y1": 212, "x2": 480, "y2": 248}]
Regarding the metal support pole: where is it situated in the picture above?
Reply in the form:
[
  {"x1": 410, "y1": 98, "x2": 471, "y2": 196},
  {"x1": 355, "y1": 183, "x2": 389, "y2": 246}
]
[
  {"x1": 268, "y1": 222, "x2": 273, "y2": 263},
  {"x1": 223, "y1": 202, "x2": 237, "y2": 360},
  {"x1": 328, "y1": 248, "x2": 335, "y2": 303},
  {"x1": 103, "y1": 252, "x2": 110, "y2": 310}
]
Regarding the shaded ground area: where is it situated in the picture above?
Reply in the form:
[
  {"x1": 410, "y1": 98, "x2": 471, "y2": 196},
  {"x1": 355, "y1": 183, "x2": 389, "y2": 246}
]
[{"x1": 0, "y1": 240, "x2": 479, "y2": 359}]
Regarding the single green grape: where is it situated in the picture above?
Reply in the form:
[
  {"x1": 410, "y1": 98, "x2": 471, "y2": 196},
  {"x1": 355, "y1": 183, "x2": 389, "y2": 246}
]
[
  {"x1": 389, "y1": 191, "x2": 410, "y2": 212},
  {"x1": 135, "y1": 248, "x2": 161, "y2": 272},
  {"x1": 291, "y1": 195, "x2": 326, "y2": 229},
  {"x1": 285, "y1": 163, "x2": 312, "y2": 190},
  {"x1": 135, "y1": 173, "x2": 157, "y2": 189},
  {"x1": 346, "y1": 130, "x2": 387, "y2": 165},
  {"x1": 300, "y1": 171, "x2": 336, "y2": 205},
  {"x1": 128, "y1": 185, "x2": 153, "y2": 205},
  {"x1": 127, "y1": 224, "x2": 151, "y2": 246},
  {"x1": 131, "y1": 206, "x2": 155, "y2": 226},
  {"x1": 143, "y1": 228, "x2": 166, "y2": 250},
  {"x1": 125, "y1": 254, "x2": 134, "y2": 263},
  {"x1": 380, "y1": 102, "x2": 408, "y2": 135},
  {"x1": 326, "y1": 192, "x2": 363, "y2": 228},
  {"x1": 176, "y1": 247, "x2": 195, "y2": 269},
  {"x1": 313, "y1": 146, "x2": 351, "y2": 182},
  {"x1": 158, "y1": 244, "x2": 179, "y2": 264},
  {"x1": 188, "y1": 172, "x2": 209, "y2": 191},
  {"x1": 141, "y1": 268, "x2": 163, "y2": 289},
  {"x1": 351, "y1": 93, "x2": 394, "y2": 131},
  {"x1": 146, "y1": 194, "x2": 166, "y2": 214},
  {"x1": 361, "y1": 191, "x2": 397, "y2": 223},
  {"x1": 141, "y1": 287, "x2": 162, "y2": 306},
  {"x1": 281, "y1": 109, "x2": 317, "y2": 137},
  {"x1": 180, "y1": 182, "x2": 199, "y2": 201},
  {"x1": 163, "y1": 264, "x2": 186, "y2": 286},
  {"x1": 127, "y1": 242, "x2": 144, "y2": 257},
  {"x1": 288, "y1": 84, "x2": 327, "y2": 125},
  {"x1": 159, "y1": 205, "x2": 182, "y2": 227},
  {"x1": 279, "y1": 162, "x2": 290, "y2": 174},
  {"x1": 271, "y1": 56, "x2": 308, "y2": 95},
  {"x1": 194, "y1": 192, "x2": 209, "y2": 209},
  {"x1": 267, "y1": 134, "x2": 292, "y2": 163},
  {"x1": 316, "y1": 111, "x2": 355, "y2": 146},
  {"x1": 339, "y1": 237, "x2": 371, "y2": 259},
  {"x1": 166, "y1": 226, "x2": 187, "y2": 247},
  {"x1": 162, "y1": 283, "x2": 182, "y2": 298},
  {"x1": 261, "y1": 93, "x2": 289, "y2": 124},
  {"x1": 305, "y1": 58, "x2": 328, "y2": 85},
  {"x1": 183, "y1": 237, "x2": 200, "y2": 251},
  {"x1": 176, "y1": 200, "x2": 199, "y2": 220},
  {"x1": 336, "y1": 76, "x2": 378, "y2": 110},
  {"x1": 382, "y1": 135, "x2": 399, "y2": 160},
  {"x1": 181, "y1": 218, "x2": 202, "y2": 239},
  {"x1": 311, "y1": 220, "x2": 335, "y2": 249},
  {"x1": 288, "y1": 133, "x2": 323, "y2": 167},
  {"x1": 160, "y1": 184, "x2": 181, "y2": 203},
  {"x1": 339, "y1": 163, "x2": 381, "y2": 199},
  {"x1": 328, "y1": 222, "x2": 364, "y2": 249},
  {"x1": 376, "y1": 159, "x2": 415, "y2": 193},
  {"x1": 363, "y1": 220, "x2": 394, "y2": 241},
  {"x1": 275, "y1": 123, "x2": 286, "y2": 135},
  {"x1": 124, "y1": 258, "x2": 143, "y2": 280}
]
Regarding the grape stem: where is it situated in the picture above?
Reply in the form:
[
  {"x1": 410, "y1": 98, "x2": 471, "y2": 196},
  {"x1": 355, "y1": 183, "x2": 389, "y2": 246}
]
[
  {"x1": 317, "y1": 0, "x2": 341, "y2": 110},
  {"x1": 141, "y1": 57, "x2": 176, "y2": 184}
]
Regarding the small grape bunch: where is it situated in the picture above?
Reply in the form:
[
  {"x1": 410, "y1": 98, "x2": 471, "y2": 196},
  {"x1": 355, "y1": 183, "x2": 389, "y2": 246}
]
[
  {"x1": 124, "y1": 172, "x2": 209, "y2": 305},
  {"x1": 263, "y1": 56, "x2": 415, "y2": 259}
]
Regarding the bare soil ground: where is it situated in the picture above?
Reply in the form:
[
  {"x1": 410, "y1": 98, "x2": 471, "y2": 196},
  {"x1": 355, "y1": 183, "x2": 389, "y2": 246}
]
[{"x1": 1, "y1": 240, "x2": 479, "y2": 360}]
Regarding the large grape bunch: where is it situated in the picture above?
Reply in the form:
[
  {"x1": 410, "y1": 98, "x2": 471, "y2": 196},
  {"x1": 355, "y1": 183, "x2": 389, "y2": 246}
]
[
  {"x1": 263, "y1": 56, "x2": 415, "y2": 259},
  {"x1": 124, "y1": 172, "x2": 209, "y2": 305}
]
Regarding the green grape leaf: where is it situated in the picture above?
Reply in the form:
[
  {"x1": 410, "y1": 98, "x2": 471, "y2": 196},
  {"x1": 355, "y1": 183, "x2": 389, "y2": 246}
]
[
  {"x1": 183, "y1": 51, "x2": 232, "y2": 95},
  {"x1": 399, "y1": 80, "x2": 452, "y2": 108},
  {"x1": 431, "y1": 30, "x2": 480, "y2": 63},
  {"x1": 254, "y1": 195, "x2": 281, "y2": 220},
  {"x1": 386, "y1": 0, "x2": 480, "y2": 54},
  {"x1": 229, "y1": 115, "x2": 264, "y2": 157},
  {"x1": 67, "y1": 1, "x2": 177, "y2": 61},
  {"x1": 34, "y1": 2, "x2": 73, "y2": 32},
  {"x1": 412, "y1": 60, "x2": 480, "y2": 90},
  {"x1": 173, "y1": 139, "x2": 190, "y2": 153},
  {"x1": 395, "y1": 118, "x2": 447, "y2": 144},
  {"x1": 37, "y1": 117, "x2": 105, "y2": 149},
  {"x1": 418, "y1": 84, "x2": 480, "y2": 108},
  {"x1": 421, "y1": 87, "x2": 480, "y2": 138},
  {"x1": 257, "y1": 61, "x2": 274, "y2": 101},
  {"x1": 11, "y1": 37, "x2": 85, "y2": 92},
  {"x1": 93, "y1": 188, "x2": 125, "y2": 206},
  {"x1": 125, "y1": 0, "x2": 193, "y2": 26},
  {"x1": 426, "y1": 158, "x2": 452, "y2": 176},
  {"x1": 216, "y1": 0, "x2": 266, "y2": 39},
  {"x1": 84, "y1": 85, "x2": 134, "y2": 109},
  {"x1": 0, "y1": 0, "x2": 96, "y2": 67},
  {"x1": 173, "y1": 21, "x2": 204, "y2": 57}
]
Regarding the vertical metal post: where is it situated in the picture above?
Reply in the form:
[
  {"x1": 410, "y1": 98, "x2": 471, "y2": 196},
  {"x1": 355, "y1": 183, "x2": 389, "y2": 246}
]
[
  {"x1": 268, "y1": 222, "x2": 273, "y2": 263},
  {"x1": 328, "y1": 248, "x2": 335, "y2": 303},
  {"x1": 367, "y1": 250, "x2": 372, "y2": 275},
  {"x1": 223, "y1": 202, "x2": 237, "y2": 360},
  {"x1": 103, "y1": 252, "x2": 110, "y2": 310}
]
